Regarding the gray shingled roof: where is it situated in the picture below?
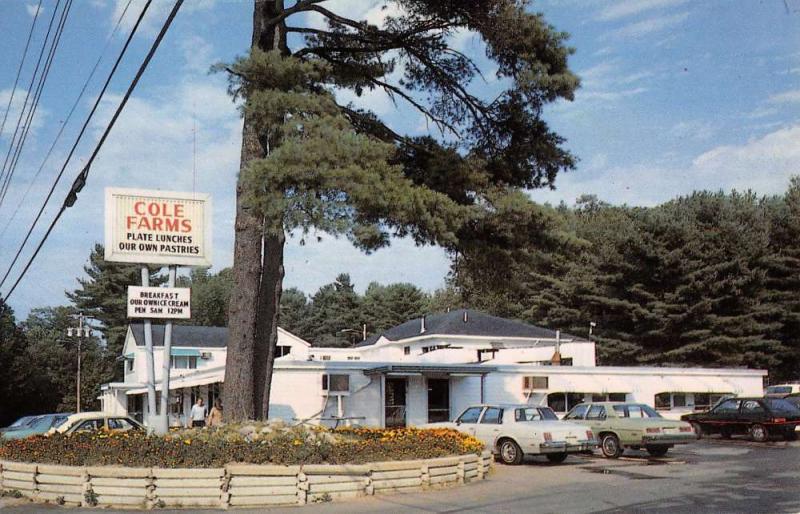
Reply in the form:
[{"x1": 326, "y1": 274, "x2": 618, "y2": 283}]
[
  {"x1": 355, "y1": 309, "x2": 580, "y2": 347},
  {"x1": 130, "y1": 323, "x2": 228, "y2": 348}
]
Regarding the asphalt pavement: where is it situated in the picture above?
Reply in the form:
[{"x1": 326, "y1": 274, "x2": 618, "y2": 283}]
[{"x1": 2, "y1": 437, "x2": 799, "y2": 513}]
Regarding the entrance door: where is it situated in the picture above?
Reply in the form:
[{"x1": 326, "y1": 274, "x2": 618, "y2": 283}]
[
  {"x1": 427, "y1": 378, "x2": 450, "y2": 423},
  {"x1": 385, "y1": 378, "x2": 407, "y2": 427}
]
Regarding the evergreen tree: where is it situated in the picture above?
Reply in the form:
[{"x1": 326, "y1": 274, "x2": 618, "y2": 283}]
[
  {"x1": 178, "y1": 267, "x2": 234, "y2": 327},
  {"x1": 361, "y1": 282, "x2": 429, "y2": 335},
  {"x1": 67, "y1": 244, "x2": 162, "y2": 370},
  {"x1": 222, "y1": 1, "x2": 579, "y2": 421},
  {"x1": 302, "y1": 274, "x2": 363, "y2": 347},
  {"x1": 278, "y1": 287, "x2": 310, "y2": 337}
]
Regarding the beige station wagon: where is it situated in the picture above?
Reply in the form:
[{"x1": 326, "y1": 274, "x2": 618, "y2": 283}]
[{"x1": 564, "y1": 402, "x2": 695, "y2": 458}]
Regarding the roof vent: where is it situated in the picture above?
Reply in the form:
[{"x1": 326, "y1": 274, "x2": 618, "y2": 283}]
[
  {"x1": 420, "y1": 316, "x2": 426, "y2": 333},
  {"x1": 463, "y1": 311, "x2": 468, "y2": 323}
]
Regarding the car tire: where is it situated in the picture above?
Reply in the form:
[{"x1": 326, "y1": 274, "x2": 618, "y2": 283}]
[
  {"x1": 750, "y1": 423, "x2": 769, "y2": 443},
  {"x1": 720, "y1": 427, "x2": 733, "y2": 439},
  {"x1": 601, "y1": 434, "x2": 622, "y2": 459},
  {"x1": 498, "y1": 439, "x2": 524, "y2": 465},
  {"x1": 646, "y1": 445, "x2": 669, "y2": 457},
  {"x1": 545, "y1": 452, "x2": 568, "y2": 464},
  {"x1": 690, "y1": 422, "x2": 704, "y2": 439}
]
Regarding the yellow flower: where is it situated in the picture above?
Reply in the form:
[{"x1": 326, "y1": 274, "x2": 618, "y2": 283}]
[
  {"x1": 292, "y1": 439, "x2": 302, "y2": 446},
  {"x1": 183, "y1": 439, "x2": 192, "y2": 445}
]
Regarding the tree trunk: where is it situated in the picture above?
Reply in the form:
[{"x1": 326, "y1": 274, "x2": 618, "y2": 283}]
[
  {"x1": 223, "y1": 0, "x2": 287, "y2": 422},
  {"x1": 253, "y1": 225, "x2": 285, "y2": 419}
]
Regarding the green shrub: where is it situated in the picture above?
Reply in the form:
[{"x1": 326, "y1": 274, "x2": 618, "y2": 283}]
[{"x1": 0, "y1": 426, "x2": 482, "y2": 468}]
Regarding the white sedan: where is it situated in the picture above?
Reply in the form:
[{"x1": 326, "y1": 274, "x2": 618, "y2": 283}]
[{"x1": 423, "y1": 404, "x2": 598, "y2": 465}]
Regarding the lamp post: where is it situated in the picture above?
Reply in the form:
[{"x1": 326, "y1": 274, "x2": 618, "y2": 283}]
[{"x1": 67, "y1": 313, "x2": 91, "y2": 413}]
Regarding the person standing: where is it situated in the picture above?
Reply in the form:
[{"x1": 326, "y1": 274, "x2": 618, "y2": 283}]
[
  {"x1": 189, "y1": 398, "x2": 207, "y2": 428},
  {"x1": 206, "y1": 400, "x2": 223, "y2": 428}
]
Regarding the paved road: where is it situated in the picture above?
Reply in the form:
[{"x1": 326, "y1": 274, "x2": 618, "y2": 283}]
[{"x1": 2, "y1": 438, "x2": 799, "y2": 513}]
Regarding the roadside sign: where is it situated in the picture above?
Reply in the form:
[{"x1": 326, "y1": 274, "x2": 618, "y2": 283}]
[
  {"x1": 104, "y1": 188, "x2": 212, "y2": 266},
  {"x1": 127, "y1": 286, "x2": 191, "y2": 319}
]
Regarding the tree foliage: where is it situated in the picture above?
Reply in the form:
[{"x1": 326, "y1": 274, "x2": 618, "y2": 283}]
[{"x1": 455, "y1": 183, "x2": 800, "y2": 380}]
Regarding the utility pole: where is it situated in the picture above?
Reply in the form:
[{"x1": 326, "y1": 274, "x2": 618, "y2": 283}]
[{"x1": 66, "y1": 313, "x2": 91, "y2": 413}]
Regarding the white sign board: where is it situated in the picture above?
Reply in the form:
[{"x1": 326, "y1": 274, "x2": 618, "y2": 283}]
[
  {"x1": 105, "y1": 188, "x2": 212, "y2": 266},
  {"x1": 127, "y1": 286, "x2": 191, "y2": 319}
]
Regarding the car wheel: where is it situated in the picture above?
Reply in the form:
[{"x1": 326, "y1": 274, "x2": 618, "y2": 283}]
[
  {"x1": 720, "y1": 426, "x2": 733, "y2": 439},
  {"x1": 601, "y1": 434, "x2": 622, "y2": 459},
  {"x1": 498, "y1": 439, "x2": 524, "y2": 465},
  {"x1": 750, "y1": 423, "x2": 769, "y2": 443},
  {"x1": 646, "y1": 445, "x2": 669, "y2": 457},
  {"x1": 690, "y1": 422, "x2": 704, "y2": 439},
  {"x1": 545, "y1": 452, "x2": 568, "y2": 464}
]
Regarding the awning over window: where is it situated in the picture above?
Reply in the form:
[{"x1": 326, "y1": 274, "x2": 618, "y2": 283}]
[
  {"x1": 364, "y1": 364, "x2": 496, "y2": 376},
  {"x1": 171, "y1": 348, "x2": 201, "y2": 357},
  {"x1": 124, "y1": 353, "x2": 134, "y2": 360}
]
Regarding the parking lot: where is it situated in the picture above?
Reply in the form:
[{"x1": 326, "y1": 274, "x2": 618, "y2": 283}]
[{"x1": 2, "y1": 438, "x2": 799, "y2": 513}]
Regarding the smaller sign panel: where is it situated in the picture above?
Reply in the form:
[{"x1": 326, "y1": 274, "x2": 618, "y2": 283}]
[{"x1": 127, "y1": 286, "x2": 191, "y2": 319}]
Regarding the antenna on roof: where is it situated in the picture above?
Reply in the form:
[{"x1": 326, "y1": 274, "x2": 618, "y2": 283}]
[{"x1": 463, "y1": 311, "x2": 468, "y2": 323}]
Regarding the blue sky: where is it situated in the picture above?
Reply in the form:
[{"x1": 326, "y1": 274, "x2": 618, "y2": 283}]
[{"x1": 1, "y1": 0, "x2": 799, "y2": 318}]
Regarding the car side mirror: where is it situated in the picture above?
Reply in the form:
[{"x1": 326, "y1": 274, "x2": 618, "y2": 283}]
[{"x1": 456, "y1": 420, "x2": 461, "y2": 426}]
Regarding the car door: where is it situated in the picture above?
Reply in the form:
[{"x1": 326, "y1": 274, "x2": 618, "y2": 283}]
[
  {"x1": 564, "y1": 403, "x2": 590, "y2": 425},
  {"x1": 474, "y1": 407, "x2": 504, "y2": 448},
  {"x1": 708, "y1": 399, "x2": 741, "y2": 433},
  {"x1": 455, "y1": 406, "x2": 484, "y2": 438},
  {"x1": 584, "y1": 404, "x2": 608, "y2": 434},
  {"x1": 739, "y1": 400, "x2": 768, "y2": 428}
]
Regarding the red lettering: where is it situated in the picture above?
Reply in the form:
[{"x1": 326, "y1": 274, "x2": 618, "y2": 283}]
[
  {"x1": 126, "y1": 216, "x2": 137, "y2": 229},
  {"x1": 165, "y1": 218, "x2": 180, "y2": 232},
  {"x1": 174, "y1": 204, "x2": 184, "y2": 218},
  {"x1": 181, "y1": 219, "x2": 192, "y2": 232},
  {"x1": 152, "y1": 218, "x2": 164, "y2": 230},
  {"x1": 134, "y1": 202, "x2": 146, "y2": 215}
]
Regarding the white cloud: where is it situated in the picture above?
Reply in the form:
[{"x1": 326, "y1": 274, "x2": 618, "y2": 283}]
[
  {"x1": 26, "y1": 3, "x2": 43, "y2": 17},
  {"x1": 112, "y1": 0, "x2": 215, "y2": 35},
  {"x1": 0, "y1": 87, "x2": 48, "y2": 142},
  {"x1": 767, "y1": 89, "x2": 800, "y2": 104},
  {"x1": 598, "y1": 0, "x2": 689, "y2": 21},
  {"x1": 609, "y1": 11, "x2": 689, "y2": 39},
  {"x1": 179, "y1": 35, "x2": 217, "y2": 75},
  {"x1": 669, "y1": 120, "x2": 716, "y2": 141},
  {"x1": 531, "y1": 124, "x2": 800, "y2": 207}
]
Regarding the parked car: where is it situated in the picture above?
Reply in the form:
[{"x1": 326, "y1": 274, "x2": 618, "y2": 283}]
[
  {"x1": 564, "y1": 402, "x2": 695, "y2": 458},
  {"x1": 765, "y1": 384, "x2": 800, "y2": 397},
  {"x1": 422, "y1": 404, "x2": 597, "y2": 465},
  {"x1": 1, "y1": 414, "x2": 72, "y2": 440},
  {"x1": 50, "y1": 412, "x2": 144, "y2": 435},
  {"x1": 0, "y1": 415, "x2": 40, "y2": 434},
  {"x1": 682, "y1": 397, "x2": 800, "y2": 442}
]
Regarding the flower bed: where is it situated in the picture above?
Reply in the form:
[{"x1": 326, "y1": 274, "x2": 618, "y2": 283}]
[{"x1": 0, "y1": 425, "x2": 483, "y2": 468}]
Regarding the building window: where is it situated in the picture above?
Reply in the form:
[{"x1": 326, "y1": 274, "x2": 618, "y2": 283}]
[
  {"x1": 655, "y1": 392, "x2": 694, "y2": 410},
  {"x1": 346, "y1": 356, "x2": 360, "y2": 361},
  {"x1": 672, "y1": 393, "x2": 686, "y2": 408},
  {"x1": 654, "y1": 393, "x2": 671, "y2": 410},
  {"x1": 522, "y1": 376, "x2": 549, "y2": 390},
  {"x1": 547, "y1": 392, "x2": 585, "y2": 413},
  {"x1": 560, "y1": 358, "x2": 573, "y2": 366},
  {"x1": 322, "y1": 374, "x2": 350, "y2": 393},
  {"x1": 321, "y1": 355, "x2": 331, "y2": 361},
  {"x1": 170, "y1": 356, "x2": 197, "y2": 369},
  {"x1": 404, "y1": 346, "x2": 410, "y2": 355},
  {"x1": 126, "y1": 359, "x2": 134, "y2": 373},
  {"x1": 276, "y1": 345, "x2": 291, "y2": 358},
  {"x1": 592, "y1": 393, "x2": 627, "y2": 402}
]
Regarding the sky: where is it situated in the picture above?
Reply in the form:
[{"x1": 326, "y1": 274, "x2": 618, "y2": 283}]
[{"x1": 0, "y1": 0, "x2": 799, "y2": 318}]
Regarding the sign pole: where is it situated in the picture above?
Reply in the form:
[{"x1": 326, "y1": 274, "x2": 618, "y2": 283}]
[
  {"x1": 157, "y1": 265, "x2": 177, "y2": 435},
  {"x1": 141, "y1": 266, "x2": 158, "y2": 431}
]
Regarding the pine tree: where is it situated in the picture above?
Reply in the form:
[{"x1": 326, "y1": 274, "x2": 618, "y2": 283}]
[
  {"x1": 67, "y1": 244, "x2": 162, "y2": 371},
  {"x1": 223, "y1": 0, "x2": 579, "y2": 420}
]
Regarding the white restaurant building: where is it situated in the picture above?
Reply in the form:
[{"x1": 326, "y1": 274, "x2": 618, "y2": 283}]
[{"x1": 100, "y1": 310, "x2": 766, "y2": 426}]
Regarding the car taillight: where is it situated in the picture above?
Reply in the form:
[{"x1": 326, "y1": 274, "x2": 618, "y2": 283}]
[
  {"x1": 543, "y1": 432, "x2": 553, "y2": 442},
  {"x1": 679, "y1": 426, "x2": 693, "y2": 433},
  {"x1": 646, "y1": 427, "x2": 661, "y2": 434},
  {"x1": 774, "y1": 418, "x2": 786, "y2": 423},
  {"x1": 586, "y1": 430, "x2": 594, "y2": 440}
]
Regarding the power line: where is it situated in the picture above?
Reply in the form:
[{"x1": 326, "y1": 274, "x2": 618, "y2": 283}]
[
  {"x1": 0, "y1": 0, "x2": 154, "y2": 292},
  {"x1": 1, "y1": 0, "x2": 185, "y2": 301},
  {"x1": 0, "y1": 0, "x2": 135, "y2": 240},
  {"x1": 0, "y1": 0, "x2": 42, "y2": 143},
  {"x1": 0, "y1": 0, "x2": 63, "y2": 191},
  {"x1": 0, "y1": 0, "x2": 74, "y2": 206}
]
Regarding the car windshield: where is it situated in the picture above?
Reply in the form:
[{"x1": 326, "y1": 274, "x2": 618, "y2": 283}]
[
  {"x1": 765, "y1": 398, "x2": 800, "y2": 415},
  {"x1": 613, "y1": 404, "x2": 663, "y2": 418}
]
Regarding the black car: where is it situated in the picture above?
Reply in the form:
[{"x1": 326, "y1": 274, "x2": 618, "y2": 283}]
[{"x1": 682, "y1": 397, "x2": 800, "y2": 442}]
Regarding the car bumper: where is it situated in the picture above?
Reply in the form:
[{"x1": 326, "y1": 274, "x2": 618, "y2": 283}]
[
  {"x1": 641, "y1": 434, "x2": 695, "y2": 445},
  {"x1": 537, "y1": 439, "x2": 598, "y2": 454}
]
